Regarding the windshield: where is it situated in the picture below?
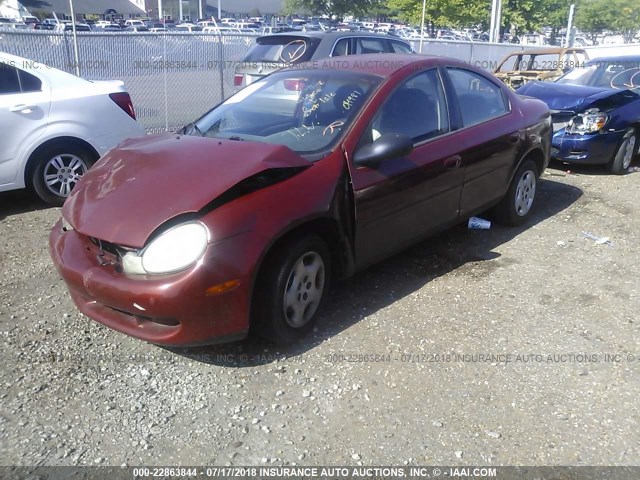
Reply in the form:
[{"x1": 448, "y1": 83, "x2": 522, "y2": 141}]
[
  {"x1": 557, "y1": 60, "x2": 640, "y2": 89},
  {"x1": 186, "y1": 70, "x2": 381, "y2": 155}
]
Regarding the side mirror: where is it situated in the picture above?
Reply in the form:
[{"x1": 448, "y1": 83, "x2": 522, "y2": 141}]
[{"x1": 353, "y1": 133, "x2": 414, "y2": 167}]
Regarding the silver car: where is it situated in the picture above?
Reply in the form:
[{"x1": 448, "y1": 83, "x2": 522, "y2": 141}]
[{"x1": 234, "y1": 31, "x2": 413, "y2": 90}]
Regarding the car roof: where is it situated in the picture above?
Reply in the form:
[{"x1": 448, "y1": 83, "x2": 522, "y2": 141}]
[
  {"x1": 281, "y1": 53, "x2": 451, "y2": 78},
  {"x1": 260, "y1": 31, "x2": 399, "y2": 41},
  {"x1": 504, "y1": 47, "x2": 588, "y2": 56},
  {"x1": 587, "y1": 55, "x2": 640, "y2": 63}
]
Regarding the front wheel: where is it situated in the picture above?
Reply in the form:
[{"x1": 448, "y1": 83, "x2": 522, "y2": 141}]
[
  {"x1": 610, "y1": 129, "x2": 636, "y2": 175},
  {"x1": 31, "y1": 142, "x2": 97, "y2": 206},
  {"x1": 493, "y1": 159, "x2": 539, "y2": 226},
  {"x1": 253, "y1": 235, "x2": 331, "y2": 346}
]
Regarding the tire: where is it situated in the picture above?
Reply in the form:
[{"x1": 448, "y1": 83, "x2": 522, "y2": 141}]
[
  {"x1": 31, "y1": 142, "x2": 97, "y2": 206},
  {"x1": 493, "y1": 159, "x2": 539, "y2": 226},
  {"x1": 609, "y1": 129, "x2": 636, "y2": 175},
  {"x1": 253, "y1": 235, "x2": 331, "y2": 346}
]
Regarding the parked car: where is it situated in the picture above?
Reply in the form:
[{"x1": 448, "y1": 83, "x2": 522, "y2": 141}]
[
  {"x1": 517, "y1": 55, "x2": 640, "y2": 174},
  {"x1": 33, "y1": 23, "x2": 55, "y2": 30},
  {"x1": 234, "y1": 31, "x2": 414, "y2": 90},
  {"x1": 494, "y1": 47, "x2": 589, "y2": 89},
  {"x1": 124, "y1": 19, "x2": 146, "y2": 28},
  {"x1": 124, "y1": 25, "x2": 149, "y2": 32},
  {"x1": 174, "y1": 23, "x2": 203, "y2": 32},
  {"x1": 0, "y1": 22, "x2": 29, "y2": 30},
  {"x1": 50, "y1": 54, "x2": 551, "y2": 347},
  {"x1": 54, "y1": 22, "x2": 92, "y2": 32},
  {"x1": 0, "y1": 52, "x2": 145, "y2": 205},
  {"x1": 21, "y1": 16, "x2": 39, "y2": 25},
  {"x1": 202, "y1": 26, "x2": 242, "y2": 38}
]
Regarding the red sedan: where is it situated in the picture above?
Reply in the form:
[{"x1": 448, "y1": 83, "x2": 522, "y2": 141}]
[{"x1": 50, "y1": 54, "x2": 551, "y2": 346}]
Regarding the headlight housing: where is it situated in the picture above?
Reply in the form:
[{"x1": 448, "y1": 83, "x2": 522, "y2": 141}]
[
  {"x1": 122, "y1": 221, "x2": 208, "y2": 275},
  {"x1": 567, "y1": 109, "x2": 608, "y2": 134}
]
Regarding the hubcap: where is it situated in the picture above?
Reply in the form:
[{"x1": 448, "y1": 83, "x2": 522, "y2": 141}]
[
  {"x1": 283, "y1": 251, "x2": 325, "y2": 328},
  {"x1": 622, "y1": 135, "x2": 635, "y2": 170},
  {"x1": 514, "y1": 169, "x2": 536, "y2": 216},
  {"x1": 44, "y1": 154, "x2": 88, "y2": 197}
]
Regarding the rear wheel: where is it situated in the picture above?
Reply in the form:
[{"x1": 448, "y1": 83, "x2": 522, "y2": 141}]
[
  {"x1": 493, "y1": 159, "x2": 539, "y2": 226},
  {"x1": 609, "y1": 129, "x2": 636, "y2": 175},
  {"x1": 253, "y1": 235, "x2": 331, "y2": 346},
  {"x1": 31, "y1": 142, "x2": 97, "y2": 206}
]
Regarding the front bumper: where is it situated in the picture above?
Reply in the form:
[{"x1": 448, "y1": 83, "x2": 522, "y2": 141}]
[
  {"x1": 550, "y1": 128, "x2": 624, "y2": 165},
  {"x1": 49, "y1": 220, "x2": 251, "y2": 346}
]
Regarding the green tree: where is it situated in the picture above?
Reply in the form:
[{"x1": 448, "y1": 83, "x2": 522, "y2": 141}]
[
  {"x1": 283, "y1": 0, "x2": 386, "y2": 17},
  {"x1": 574, "y1": 0, "x2": 614, "y2": 43},
  {"x1": 387, "y1": 0, "x2": 489, "y2": 30},
  {"x1": 609, "y1": 0, "x2": 639, "y2": 43}
]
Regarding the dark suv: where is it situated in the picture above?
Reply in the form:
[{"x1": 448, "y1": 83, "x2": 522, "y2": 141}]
[{"x1": 234, "y1": 31, "x2": 413, "y2": 90}]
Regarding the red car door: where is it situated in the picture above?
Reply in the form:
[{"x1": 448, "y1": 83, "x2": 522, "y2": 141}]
[
  {"x1": 346, "y1": 68, "x2": 465, "y2": 268},
  {"x1": 443, "y1": 67, "x2": 520, "y2": 217}
]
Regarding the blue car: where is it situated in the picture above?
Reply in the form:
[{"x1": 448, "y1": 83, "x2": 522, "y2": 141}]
[{"x1": 517, "y1": 55, "x2": 639, "y2": 174}]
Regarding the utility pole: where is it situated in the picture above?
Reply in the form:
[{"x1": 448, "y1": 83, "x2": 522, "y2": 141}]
[
  {"x1": 68, "y1": 0, "x2": 80, "y2": 76},
  {"x1": 419, "y1": 0, "x2": 426, "y2": 53},
  {"x1": 565, "y1": 4, "x2": 575, "y2": 47},
  {"x1": 489, "y1": 0, "x2": 502, "y2": 43}
]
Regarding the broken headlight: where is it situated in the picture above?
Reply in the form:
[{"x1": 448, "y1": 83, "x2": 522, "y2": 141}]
[{"x1": 567, "y1": 109, "x2": 608, "y2": 134}]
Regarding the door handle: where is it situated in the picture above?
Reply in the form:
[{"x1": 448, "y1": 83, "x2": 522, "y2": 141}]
[
  {"x1": 444, "y1": 155, "x2": 462, "y2": 168},
  {"x1": 9, "y1": 104, "x2": 35, "y2": 113}
]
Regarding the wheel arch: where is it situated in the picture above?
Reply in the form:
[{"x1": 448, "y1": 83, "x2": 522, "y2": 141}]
[
  {"x1": 248, "y1": 216, "x2": 349, "y2": 322},
  {"x1": 24, "y1": 136, "x2": 100, "y2": 188},
  {"x1": 518, "y1": 146, "x2": 546, "y2": 177}
]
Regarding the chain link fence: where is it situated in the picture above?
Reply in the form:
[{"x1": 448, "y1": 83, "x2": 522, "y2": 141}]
[
  {"x1": 2, "y1": 31, "x2": 627, "y2": 133},
  {"x1": 1, "y1": 30, "x2": 256, "y2": 132}
]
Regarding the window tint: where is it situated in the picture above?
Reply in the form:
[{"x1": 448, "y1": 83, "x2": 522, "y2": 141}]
[
  {"x1": 447, "y1": 68, "x2": 508, "y2": 127},
  {"x1": 18, "y1": 69, "x2": 41, "y2": 92},
  {"x1": 355, "y1": 37, "x2": 387, "y2": 54},
  {"x1": 0, "y1": 63, "x2": 21, "y2": 94},
  {"x1": 363, "y1": 69, "x2": 449, "y2": 145},
  {"x1": 332, "y1": 38, "x2": 350, "y2": 56},
  {"x1": 390, "y1": 40, "x2": 412, "y2": 54}
]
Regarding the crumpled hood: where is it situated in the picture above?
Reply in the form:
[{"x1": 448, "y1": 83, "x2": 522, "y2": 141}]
[
  {"x1": 517, "y1": 81, "x2": 616, "y2": 111},
  {"x1": 63, "y1": 134, "x2": 309, "y2": 247}
]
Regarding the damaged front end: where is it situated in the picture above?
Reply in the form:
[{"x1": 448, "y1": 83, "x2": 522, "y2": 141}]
[{"x1": 537, "y1": 87, "x2": 640, "y2": 165}]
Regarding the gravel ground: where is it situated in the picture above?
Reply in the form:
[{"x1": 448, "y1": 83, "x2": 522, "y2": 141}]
[{"x1": 1, "y1": 162, "x2": 639, "y2": 467}]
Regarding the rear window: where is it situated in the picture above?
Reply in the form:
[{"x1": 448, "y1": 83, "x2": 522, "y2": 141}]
[{"x1": 243, "y1": 36, "x2": 320, "y2": 64}]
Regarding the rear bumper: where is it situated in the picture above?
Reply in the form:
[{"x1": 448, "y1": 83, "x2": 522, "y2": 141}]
[
  {"x1": 550, "y1": 129, "x2": 624, "y2": 165},
  {"x1": 49, "y1": 220, "x2": 251, "y2": 346}
]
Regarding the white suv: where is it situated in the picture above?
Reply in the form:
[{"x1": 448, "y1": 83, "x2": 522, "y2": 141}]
[{"x1": 0, "y1": 52, "x2": 146, "y2": 205}]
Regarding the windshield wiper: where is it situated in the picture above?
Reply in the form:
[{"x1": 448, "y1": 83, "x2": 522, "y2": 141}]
[
  {"x1": 228, "y1": 136, "x2": 244, "y2": 141},
  {"x1": 182, "y1": 122, "x2": 204, "y2": 137}
]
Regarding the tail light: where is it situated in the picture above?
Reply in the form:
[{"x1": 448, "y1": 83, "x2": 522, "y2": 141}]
[
  {"x1": 234, "y1": 74, "x2": 244, "y2": 87},
  {"x1": 283, "y1": 79, "x2": 303, "y2": 91},
  {"x1": 109, "y1": 92, "x2": 136, "y2": 120}
]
